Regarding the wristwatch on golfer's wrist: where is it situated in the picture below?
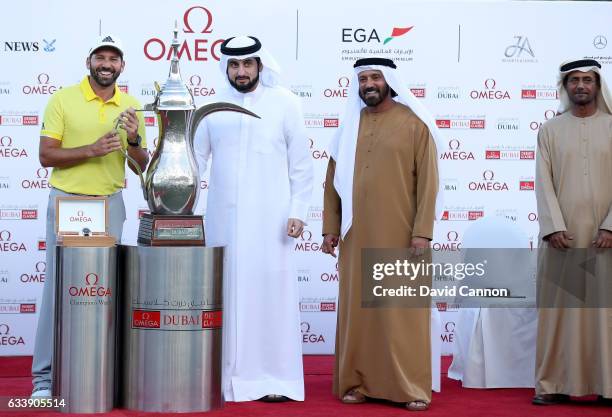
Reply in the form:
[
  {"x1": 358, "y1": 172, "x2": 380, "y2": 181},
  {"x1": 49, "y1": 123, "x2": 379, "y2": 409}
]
[{"x1": 127, "y1": 134, "x2": 142, "y2": 147}]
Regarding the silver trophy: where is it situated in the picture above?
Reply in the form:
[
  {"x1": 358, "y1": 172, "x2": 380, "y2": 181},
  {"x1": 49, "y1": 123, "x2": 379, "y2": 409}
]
[{"x1": 130, "y1": 27, "x2": 258, "y2": 245}]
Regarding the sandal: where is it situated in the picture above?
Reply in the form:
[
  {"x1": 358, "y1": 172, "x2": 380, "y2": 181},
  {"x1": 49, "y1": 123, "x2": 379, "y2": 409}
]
[
  {"x1": 342, "y1": 389, "x2": 366, "y2": 404},
  {"x1": 406, "y1": 400, "x2": 429, "y2": 411},
  {"x1": 532, "y1": 394, "x2": 569, "y2": 405},
  {"x1": 259, "y1": 394, "x2": 290, "y2": 402}
]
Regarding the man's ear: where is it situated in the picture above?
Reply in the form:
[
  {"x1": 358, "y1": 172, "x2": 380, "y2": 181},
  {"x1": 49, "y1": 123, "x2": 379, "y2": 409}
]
[{"x1": 86, "y1": 56, "x2": 91, "y2": 70}]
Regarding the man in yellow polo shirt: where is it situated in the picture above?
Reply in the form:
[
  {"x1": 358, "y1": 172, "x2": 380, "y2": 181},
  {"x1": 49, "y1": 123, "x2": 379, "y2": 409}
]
[{"x1": 31, "y1": 34, "x2": 148, "y2": 397}]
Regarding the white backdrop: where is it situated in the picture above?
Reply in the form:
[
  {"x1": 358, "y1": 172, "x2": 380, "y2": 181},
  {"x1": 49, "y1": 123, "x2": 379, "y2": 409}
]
[{"x1": 1, "y1": 0, "x2": 611, "y2": 355}]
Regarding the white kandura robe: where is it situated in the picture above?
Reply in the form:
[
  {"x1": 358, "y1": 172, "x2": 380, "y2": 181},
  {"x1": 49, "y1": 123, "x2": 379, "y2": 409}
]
[{"x1": 194, "y1": 84, "x2": 313, "y2": 401}]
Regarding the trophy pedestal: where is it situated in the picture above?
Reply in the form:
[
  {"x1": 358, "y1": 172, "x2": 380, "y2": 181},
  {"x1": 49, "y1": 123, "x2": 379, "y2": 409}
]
[
  {"x1": 118, "y1": 245, "x2": 224, "y2": 412},
  {"x1": 137, "y1": 213, "x2": 205, "y2": 246},
  {"x1": 54, "y1": 246, "x2": 117, "y2": 413}
]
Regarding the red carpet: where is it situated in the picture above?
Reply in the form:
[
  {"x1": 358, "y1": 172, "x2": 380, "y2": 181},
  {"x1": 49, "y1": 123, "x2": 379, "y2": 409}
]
[{"x1": 1, "y1": 356, "x2": 610, "y2": 416}]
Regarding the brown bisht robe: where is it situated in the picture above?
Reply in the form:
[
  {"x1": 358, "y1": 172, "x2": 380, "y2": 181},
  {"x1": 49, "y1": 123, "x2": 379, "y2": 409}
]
[
  {"x1": 323, "y1": 102, "x2": 438, "y2": 403},
  {"x1": 535, "y1": 110, "x2": 612, "y2": 397}
]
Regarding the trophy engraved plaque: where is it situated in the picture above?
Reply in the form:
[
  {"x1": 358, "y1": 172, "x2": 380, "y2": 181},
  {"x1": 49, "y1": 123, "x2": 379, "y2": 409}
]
[
  {"x1": 138, "y1": 215, "x2": 205, "y2": 246},
  {"x1": 133, "y1": 27, "x2": 258, "y2": 246}
]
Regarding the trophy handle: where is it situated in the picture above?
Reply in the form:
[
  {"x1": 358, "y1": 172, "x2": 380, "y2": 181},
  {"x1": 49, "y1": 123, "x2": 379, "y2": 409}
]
[
  {"x1": 113, "y1": 115, "x2": 149, "y2": 201},
  {"x1": 122, "y1": 150, "x2": 149, "y2": 201},
  {"x1": 189, "y1": 102, "x2": 260, "y2": 150}
]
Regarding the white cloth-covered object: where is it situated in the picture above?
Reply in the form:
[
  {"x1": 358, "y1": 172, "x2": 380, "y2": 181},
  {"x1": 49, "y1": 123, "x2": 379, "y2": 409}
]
[{"x1": 448, "y1": 217, "x2": 537, "y2": 388}]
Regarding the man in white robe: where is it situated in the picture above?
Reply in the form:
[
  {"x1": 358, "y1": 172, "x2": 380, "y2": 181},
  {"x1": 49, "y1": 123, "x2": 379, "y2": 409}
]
[
  {"x1": 194, "y1": 36, "x2": 313, "y2": 402},
  {"x1": 534, "y1": 58, "x2": 612, "y2": 405}
]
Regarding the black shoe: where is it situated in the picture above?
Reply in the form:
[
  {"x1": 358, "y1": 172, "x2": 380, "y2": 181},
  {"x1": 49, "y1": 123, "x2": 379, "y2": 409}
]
[
  {"x1": 597, "y1": 395, "x2": 612, "y2": 405},
  {"x1": 532, "y1": 394, "x2": 570, "y2": 406},
  {"x1": 260, "y1": 394, "x2": 290, "y2": 402}
]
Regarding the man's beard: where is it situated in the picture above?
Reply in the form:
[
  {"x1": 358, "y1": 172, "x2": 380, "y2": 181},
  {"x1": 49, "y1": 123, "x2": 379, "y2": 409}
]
[
  {"x1": 359, "y1": 83, "x2": 390, "y2": 107},
  {"x1": 568, "y1": 89, "x2": 597, "y2": 106},
  {"x1": 90, "y1": 67, "x2": 120, "y2": 87},
  {"x1": 229, "y1": 73, "x2": 260, "y2": 93}
]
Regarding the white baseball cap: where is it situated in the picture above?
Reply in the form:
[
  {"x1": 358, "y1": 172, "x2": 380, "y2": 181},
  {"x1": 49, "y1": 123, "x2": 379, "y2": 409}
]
[{"x1": 88, "y1": 34, "x2": 124, "y2": 58}]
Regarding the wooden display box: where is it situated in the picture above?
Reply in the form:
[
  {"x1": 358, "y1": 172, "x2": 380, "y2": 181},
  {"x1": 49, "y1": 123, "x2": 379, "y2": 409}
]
[{"x1": 55, "y1": 196, "x2": 116, "y2": 247}]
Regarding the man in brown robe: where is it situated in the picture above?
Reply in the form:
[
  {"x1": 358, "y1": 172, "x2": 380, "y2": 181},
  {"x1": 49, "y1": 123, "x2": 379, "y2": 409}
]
[
  {"x1": 534, "y1": 58, "x2": 612, "y2": 405},
  {"x1": 322, "y1": 57, "x2": 439, "y2": 411}
]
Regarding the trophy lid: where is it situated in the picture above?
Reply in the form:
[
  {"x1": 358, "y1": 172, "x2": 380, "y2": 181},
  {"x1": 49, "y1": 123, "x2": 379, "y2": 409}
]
[{"x1": 156, "y1": 24, "x2": 196, "y2": 111}]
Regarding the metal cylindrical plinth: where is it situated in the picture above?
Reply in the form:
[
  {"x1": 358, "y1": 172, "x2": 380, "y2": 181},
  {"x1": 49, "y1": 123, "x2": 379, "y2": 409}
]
[
  {"x1": 53, "y1": 246, "x2": 117, "y2": 414},
  {"x1": 118, "y1": 245, "x2": 224, "y2": 413}
]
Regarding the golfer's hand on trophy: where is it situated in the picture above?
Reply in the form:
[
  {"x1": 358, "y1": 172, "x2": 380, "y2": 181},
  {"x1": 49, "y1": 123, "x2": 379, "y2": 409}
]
[
  {"x1": 117, "y1": 107, "x2": 139, "y2": 141},
  {"x1": 88, "y1": 131, "x2": 122, "y2": 157}
]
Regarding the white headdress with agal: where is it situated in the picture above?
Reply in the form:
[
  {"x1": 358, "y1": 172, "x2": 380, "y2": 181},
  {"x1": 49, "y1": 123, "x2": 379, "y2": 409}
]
[
  {"x1": 329, "y1": 57, "x2": 445, "y2": 239},
  {"x1": 557, "y1": 58, "x2": 612, "y2": 115},
  {"x1": 219, "y1": 35, "x2": 281, "y2": 87}
]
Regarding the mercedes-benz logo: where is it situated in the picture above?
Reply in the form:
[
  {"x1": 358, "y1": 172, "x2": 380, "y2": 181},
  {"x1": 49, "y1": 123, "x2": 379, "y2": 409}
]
[{"x1": 594, "y1": 35, "x2": 607, "y2": 50}]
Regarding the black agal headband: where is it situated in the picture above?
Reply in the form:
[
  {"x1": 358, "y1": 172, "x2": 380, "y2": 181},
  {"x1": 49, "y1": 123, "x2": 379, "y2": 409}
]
[
  {"x1": 354, "y1": 58, "x2": 396, "y2": 69},
  {"x1": 220, "y1": 36, "x2": 262, "y2": 56},
  {"x1": 560, "y1": 59, "x2": 601, "y2": 72}
]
